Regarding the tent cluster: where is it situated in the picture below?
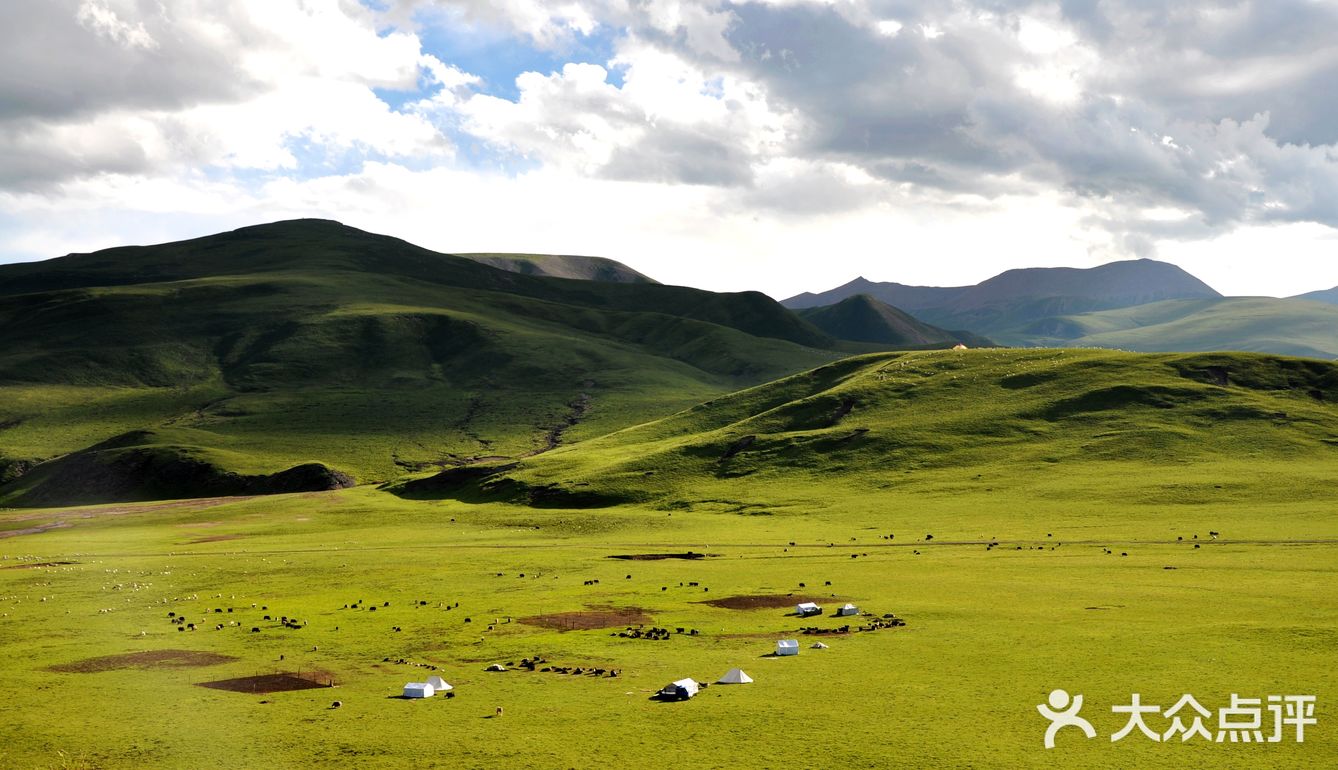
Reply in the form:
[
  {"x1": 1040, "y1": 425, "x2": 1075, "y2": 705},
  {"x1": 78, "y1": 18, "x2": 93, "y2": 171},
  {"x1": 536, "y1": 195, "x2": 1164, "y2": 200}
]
[
  {"x1": 403, "y1": 676, "x2": 453, "y2": 698},
  {"x1": 797, "y1": 601, "x2": 859, "y2": 618},
  {"x1": 658, "y1": 669, "x2": 753, "y2": 701}
]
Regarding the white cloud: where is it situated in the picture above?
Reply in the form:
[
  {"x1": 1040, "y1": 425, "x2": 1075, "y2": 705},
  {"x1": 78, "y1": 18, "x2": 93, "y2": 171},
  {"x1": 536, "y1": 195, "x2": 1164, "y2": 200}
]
[
  {"x1": 2, "y1": 0, "x2": 1338, "y2": 303},
  {"x1": 76, "y1": 0, "x2": 158, "y2": 50},
  {"x1": 0, "y1": 0, "x2": 453, "y2": 188},
  {"x1": 454, "y1": 40, "x2": 791, "y2": 184}
]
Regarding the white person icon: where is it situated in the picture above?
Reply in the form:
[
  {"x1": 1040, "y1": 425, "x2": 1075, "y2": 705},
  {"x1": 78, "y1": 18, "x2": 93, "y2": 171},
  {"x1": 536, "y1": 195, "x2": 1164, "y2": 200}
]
[{"x1": 1038, "y1": 689, "x2": 1098, "y2": 749}]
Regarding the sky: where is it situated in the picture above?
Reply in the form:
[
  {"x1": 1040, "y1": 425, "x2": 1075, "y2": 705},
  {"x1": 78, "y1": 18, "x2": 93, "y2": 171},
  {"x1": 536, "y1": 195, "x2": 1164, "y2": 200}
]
[{"x1": 1, "y1": 0, "x2": 1337, "y2": 300}]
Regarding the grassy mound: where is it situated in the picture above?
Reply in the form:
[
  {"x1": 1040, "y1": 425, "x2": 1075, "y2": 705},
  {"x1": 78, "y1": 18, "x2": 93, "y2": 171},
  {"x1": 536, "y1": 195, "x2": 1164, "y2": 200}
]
[
  {"x1": 1, "y1": 429, "x2": 353, "y2": 507},
  {"x1": 467, "y1": 348, "x2": 1338, "y2": 506}
]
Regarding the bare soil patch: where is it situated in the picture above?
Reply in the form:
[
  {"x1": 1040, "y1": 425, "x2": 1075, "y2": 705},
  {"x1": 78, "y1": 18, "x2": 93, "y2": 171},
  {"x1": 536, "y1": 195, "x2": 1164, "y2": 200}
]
[
  {"x1": 607, "y1": 552, "x2": 709, "y2": 561},
  {"x1": 197, "y1": 671, "x2": 335, "y2": 694},
  {"x1": 49, "y1": 649, "x2": 237, "y2": 673},
  {"x1": 0, "y1": 522, "x2": 69, "y2": 540},
  {"x1": 10, "y1": 496, "x2": 261, "y2": 523},
  {"x1": 519, "y1": 605, "x2": 652, "y2": 631},
  {"x1": 188, "y1": 534, "x2": 245, "y2": 544},
  {"x1": 699, "y1": 594, "x2": 815, "y2": 610}
]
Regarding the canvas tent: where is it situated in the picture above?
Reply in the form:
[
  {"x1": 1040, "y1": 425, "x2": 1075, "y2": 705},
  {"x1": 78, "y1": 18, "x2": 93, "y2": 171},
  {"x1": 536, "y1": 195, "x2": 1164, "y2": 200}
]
[
  {"x1": 403, "y1": 682, "x2": 434, "y2": 698},
  {"x1": 425, "y1": 676, "x2": 452, "y2": 692},
  {"x1": 836, "y1": 603, "x2": 860, "y2": 617},
  {"x1": 796, "y1": 602, "x2": 822, "y2": 617},
  {"x1": 717, "y1": 668, "x2": 753, "y2": 684},
  {"x1": 776, "y1": 639, "x2": 799, "y2": 656},
  {"x1": 659, "y1": 678, "x2": 700, "y2": 700}
]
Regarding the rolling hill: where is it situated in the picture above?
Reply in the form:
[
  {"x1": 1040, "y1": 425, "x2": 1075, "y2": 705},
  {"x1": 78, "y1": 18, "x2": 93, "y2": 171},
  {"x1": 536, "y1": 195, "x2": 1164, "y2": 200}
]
[
  {"x1": 0, "y1": 219, "x2": 843, "y2": 505},
  {"x1": 401, "y1": 347, "x2": 1338, "y2": 508},
  {"x1": 1016, "y1": 297, "x2": 1338, "y2": 359},
  {"x1": 796, "y1": 294, "x2": 992, "y2": 347},
  {"x1": 459, "y1": 253, "x2": 658, "y2": 283}
]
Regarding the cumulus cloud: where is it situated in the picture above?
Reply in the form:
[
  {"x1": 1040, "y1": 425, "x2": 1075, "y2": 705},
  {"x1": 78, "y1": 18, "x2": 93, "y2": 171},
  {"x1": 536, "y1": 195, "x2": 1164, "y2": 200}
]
[
  {"x1": 1, "y1": 0, "x2": 1337, "y2": 297},
  {"x1": 705, "y1": 0, "x2": 1338, "y2": 243},
  {"x1": 0, "y1": 1, "x2": 454, "y2": 190},
  {"x1": 76, "y1": 0, "x2": 158, "y2": 50},
  {"x1": 455, "y1": 41, "x2": 790, "y2": 185}
]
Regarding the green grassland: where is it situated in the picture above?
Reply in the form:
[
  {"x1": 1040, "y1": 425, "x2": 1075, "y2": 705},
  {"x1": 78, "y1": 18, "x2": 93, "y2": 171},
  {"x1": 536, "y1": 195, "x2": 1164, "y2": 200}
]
[
  {"x1": 0, "y1": 221, "x2": 841, "y2": 505},
  {"x1": 2, "y1": 348, "x2": 1335, "y2": 768},
  {"x1": 1007, "y1": 297, "x2": 1338, "y2": 358}
]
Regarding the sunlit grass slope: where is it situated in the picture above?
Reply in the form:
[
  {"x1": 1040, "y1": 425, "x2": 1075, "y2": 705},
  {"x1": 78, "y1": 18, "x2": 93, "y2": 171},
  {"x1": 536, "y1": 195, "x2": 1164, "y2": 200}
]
[
  {"x1": 0, "y1": 220, "x2": 842, "y2": 503},
  {"x1": 433, "y1": 348, "x2": 1338, "y2": 511}
]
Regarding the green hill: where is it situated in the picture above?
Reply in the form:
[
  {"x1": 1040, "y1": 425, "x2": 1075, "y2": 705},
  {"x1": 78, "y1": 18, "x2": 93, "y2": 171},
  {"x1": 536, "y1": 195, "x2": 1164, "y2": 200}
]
[
  {"x1": 401, "y1": 348, "x2": 1338, "y2": 507},
  {"x1": 459, "y1": 253, "x2": 658, "y2": 283},
  {"x1": 1014, "y1": 297, "x2": 1338, "y2": 358},
  {"x1": 796, "y1": 294, "x2": 992, "y2": 347},
  {"x1": 0, "y1": 220, "x2": 841, "y2": 505}
]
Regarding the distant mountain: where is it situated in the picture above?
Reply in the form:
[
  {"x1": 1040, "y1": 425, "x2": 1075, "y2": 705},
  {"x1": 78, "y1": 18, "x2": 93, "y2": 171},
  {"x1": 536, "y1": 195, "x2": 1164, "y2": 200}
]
[
  {"x1": 459, "y1": 253, "x2": 658, "y2": 284},
  {"x1": 784, "y1": 277, "x2": 964, "y2": 311},
  {"x1": 1018, "y1": 297, "x2": 1338, "y2": 359},
  {"x1": 797, "y1": 294, "x2": 992, "y2": 348},
  {"x1": 784, "y1": 259, "x2": 1223, "y2": 342},
  {"x1": 1295, "y1": 286, "x2": 1338, "y2": 305},
  {"x1": 0, "y1": 219, "x2": 842, "y2": 505}
]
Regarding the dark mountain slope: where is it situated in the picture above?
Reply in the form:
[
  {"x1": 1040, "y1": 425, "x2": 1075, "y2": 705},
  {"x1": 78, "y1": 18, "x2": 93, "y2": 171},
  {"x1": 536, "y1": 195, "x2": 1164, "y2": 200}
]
[
  {"x1": 782, "y1": 259, "x2": 1222, "y2": 341},
  {"x1": 460, "y1": 253, "x2": 658, "y2": 284},
  {"x1": 797, "y1": 294, "x2": 991, "y2": 347},
  {"x1": 783, "y1": 277, "x2": 965, "y2": 311}
]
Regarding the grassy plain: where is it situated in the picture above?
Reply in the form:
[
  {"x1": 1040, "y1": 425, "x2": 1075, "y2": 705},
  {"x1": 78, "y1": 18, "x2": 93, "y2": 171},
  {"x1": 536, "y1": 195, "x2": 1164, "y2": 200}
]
[
  {"x1": 3, "y1": 349, "x2": 1337, "y2": 768},
  {"x1": 2, "y1": 430, "x2": 1336, "y2": 765}
]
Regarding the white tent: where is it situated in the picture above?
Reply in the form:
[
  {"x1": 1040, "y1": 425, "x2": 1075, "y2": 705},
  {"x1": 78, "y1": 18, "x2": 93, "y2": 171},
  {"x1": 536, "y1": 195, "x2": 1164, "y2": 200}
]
[
  {"x1": 659, "y1": 678, "x2": 700, "y2": 700},
  {"x1": 776, "y1": 639, "x2": 799, "y2": 656},
  {"x1": 836, "y1": 603, "x2": 859, "y2": 617},
  {"x1": 717, "y1": 668, "x2": 753, "y2": 684},
  {"x1": 403, "y1": 682, "x2": 434, "y2": 698},
  {"x1": 425, "y1": 676, "x2": 452, "y2": 692},
  {"x1": 796, "y1": 602, "x2": 822, "y2": 617}
]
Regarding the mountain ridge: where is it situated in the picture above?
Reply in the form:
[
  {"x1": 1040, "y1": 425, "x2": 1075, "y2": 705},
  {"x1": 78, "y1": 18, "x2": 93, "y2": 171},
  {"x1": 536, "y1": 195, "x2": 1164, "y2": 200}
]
[
  {"x1": 797, "y1": 294, "x2": 992, "y2": 348},
  {"x1": 0, "y1": 219, "x2": 847, "y2": 504}
]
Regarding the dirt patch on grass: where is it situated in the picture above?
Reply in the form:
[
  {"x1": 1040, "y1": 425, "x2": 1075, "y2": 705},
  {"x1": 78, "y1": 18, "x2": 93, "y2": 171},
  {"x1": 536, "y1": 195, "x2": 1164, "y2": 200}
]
[
  {"x1": 197, "y1": 671, "x2": 335, "y2": 694},
  {"x1": 49, "y1": 649, "x2": 237, "y2": 673},
  {"x1": 519, "y1": 605, "x2": 652, "y2": 631},
  {"x1": 607, "y1": 552, "x2": 709, "y2": 561},
  {"x1": 10, "y1": 497, "x2": 263, "y2": 523},
  {"x1": 699, "y1": 594, "x2": 815, "y2": 610},
  {"x1": 2, "y1": 560, "x2": 79, "y2": 569},
  {"x1": 188, "y1": 534, "x2": 245, "y2": 544},
  {"x1": 0, "y1": 522, "x2": 69, "y2": 540}
]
